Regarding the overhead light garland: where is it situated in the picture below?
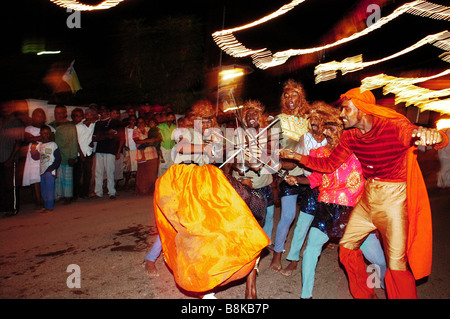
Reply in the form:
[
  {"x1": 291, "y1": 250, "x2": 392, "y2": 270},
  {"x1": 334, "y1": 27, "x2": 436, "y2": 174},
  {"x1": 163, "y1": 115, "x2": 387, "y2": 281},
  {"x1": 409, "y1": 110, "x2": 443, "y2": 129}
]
[
  {"x1": 436, "y1": 118, "x2": 450, "y2": 130},
  {"x1": 360, "y1": 69, "x2": 450, "y2": 114},
  {"x1": 212, "y1": 0, "x2": 450, "y2": 70},
  {"x1": 49, "y1": 0, "x2": 126, "y2": 11},
  {"x1": 361, "y1": 69, "x2": 450, "y2": 90},
  {"x1": 314, "y1": 30, "x2": 450, "y2": 83}
]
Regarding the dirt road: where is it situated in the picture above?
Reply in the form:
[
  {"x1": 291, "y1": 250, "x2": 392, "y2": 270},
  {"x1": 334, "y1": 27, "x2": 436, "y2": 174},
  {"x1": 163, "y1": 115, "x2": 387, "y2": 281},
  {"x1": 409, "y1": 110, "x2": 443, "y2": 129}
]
[{"x1": 0, "y1": 150, "x2": 448, "y2": 300}]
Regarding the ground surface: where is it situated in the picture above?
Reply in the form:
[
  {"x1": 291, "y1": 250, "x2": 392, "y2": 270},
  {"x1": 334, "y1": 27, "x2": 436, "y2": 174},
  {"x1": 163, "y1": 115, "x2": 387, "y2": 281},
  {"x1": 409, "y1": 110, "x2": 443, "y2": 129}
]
[{"x1": 0, "y1": 149, "x2": 448, "y2": 300}]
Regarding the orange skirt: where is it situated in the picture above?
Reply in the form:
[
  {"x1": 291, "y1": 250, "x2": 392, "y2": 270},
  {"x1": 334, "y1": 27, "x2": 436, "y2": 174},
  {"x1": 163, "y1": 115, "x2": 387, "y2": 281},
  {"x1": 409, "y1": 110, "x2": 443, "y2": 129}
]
[{"x1": 153, "y1": 164, "x2": 270, "y2": 293}]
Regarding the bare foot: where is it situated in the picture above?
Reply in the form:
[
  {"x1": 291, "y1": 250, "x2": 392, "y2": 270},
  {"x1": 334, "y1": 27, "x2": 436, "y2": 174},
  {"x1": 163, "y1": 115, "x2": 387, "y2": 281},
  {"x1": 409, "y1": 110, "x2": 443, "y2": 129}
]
[
  {"x1": 143, "y1": 260, "x2": 159, "y2": 277},
  {"x1": 280, "y1": 260, "x2": 298, "y2": 277},
  {"x1": 269, "y1": 251, "x2": 282, "y2": 272}
]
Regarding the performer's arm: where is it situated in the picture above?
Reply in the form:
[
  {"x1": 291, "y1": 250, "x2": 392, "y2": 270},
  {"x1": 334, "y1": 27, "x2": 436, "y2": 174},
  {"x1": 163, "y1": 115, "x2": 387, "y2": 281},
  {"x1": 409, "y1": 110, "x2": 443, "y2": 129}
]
[
  {"x1": 395, "y1": 117, "x2": 448, "y2": 149},
  {"x1": 412, "y1": 126, "x2": 448, "y2": 149},
  {"x1": 285, "y1": 175, "x2": 309, "y2": 186},
  {"x1": 280, "y1": 138, "x2": 352, "y2": 174}
]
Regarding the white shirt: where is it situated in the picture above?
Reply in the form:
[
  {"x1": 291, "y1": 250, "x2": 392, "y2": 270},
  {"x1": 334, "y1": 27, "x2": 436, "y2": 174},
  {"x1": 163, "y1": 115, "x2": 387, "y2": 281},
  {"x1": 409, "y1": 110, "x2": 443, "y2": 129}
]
[
  {"x1": 291, "y1": 132, "x2": 327, "y2": 176},
  {"x1": 125, "y1": 126, "x2": 137, "y2": 150},
  {"x1": 39, "y1": 141, "x2": 58, "y2": 175},
  {"x1": 76, "y1": 120, "x2": 95, "y2": 157}
]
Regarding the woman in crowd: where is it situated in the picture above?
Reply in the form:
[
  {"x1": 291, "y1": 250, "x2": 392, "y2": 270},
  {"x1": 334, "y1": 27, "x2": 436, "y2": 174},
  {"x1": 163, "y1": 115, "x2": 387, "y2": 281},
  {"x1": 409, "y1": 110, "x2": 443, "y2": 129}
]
[{"x1": 133, "y1": 117, "x2": 161, "y2": 195}]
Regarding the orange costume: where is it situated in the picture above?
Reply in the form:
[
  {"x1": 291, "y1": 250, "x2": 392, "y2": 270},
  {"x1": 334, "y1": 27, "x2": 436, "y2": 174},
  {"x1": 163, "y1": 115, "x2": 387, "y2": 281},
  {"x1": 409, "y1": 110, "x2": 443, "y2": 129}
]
[
  {"x1": 299, "y1": 88, "x2": 448, "y2": 298},
  {"x1": 153, "y1": 164, "x2": 270, "y2": 293},
  {"x1": 341, "y1": 88, "x2": 448, "y2": 279}
]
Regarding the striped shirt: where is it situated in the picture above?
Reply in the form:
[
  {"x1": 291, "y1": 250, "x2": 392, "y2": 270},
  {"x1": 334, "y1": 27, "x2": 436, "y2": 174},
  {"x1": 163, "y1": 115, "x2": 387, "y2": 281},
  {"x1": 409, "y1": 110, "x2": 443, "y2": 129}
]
[{"x1": 300, "y1": 116, "x2": 417, "y2": 181}]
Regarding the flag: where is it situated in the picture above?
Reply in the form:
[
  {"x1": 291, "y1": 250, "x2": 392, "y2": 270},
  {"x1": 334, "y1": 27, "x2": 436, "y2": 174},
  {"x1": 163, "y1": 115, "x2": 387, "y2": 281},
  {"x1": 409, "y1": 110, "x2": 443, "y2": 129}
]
[{"x1": 62, "y1": 60, "x2": 82, "y2": 94}]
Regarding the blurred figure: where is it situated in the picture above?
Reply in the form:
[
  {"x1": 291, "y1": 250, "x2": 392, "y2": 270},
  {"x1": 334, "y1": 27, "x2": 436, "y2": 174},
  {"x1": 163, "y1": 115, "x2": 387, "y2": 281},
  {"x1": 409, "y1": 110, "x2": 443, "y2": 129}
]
[
  {"x1": 74, "y1": 107, "x2": 97, "y2": 199},
  {"x1": 121, "y1": 105, "x2": 137, "y2": 127},
  {"x1": 437, "y1": 128, "x2": 450, "y2": 190},
  {"x1": 22, "y1": 108, "x2": 55, "y2": 211},
  {"x1": 0, "y1": 101, "x2": 25, "y2": 217},
  {"x1": 71, "y1": 108, "x2": 85, "y2": 201},
  {"x1": 112, "y1": 108, "x2": 125, "y2": 191},
  {"x1": 157, "y1": 112, "x2": 177, "y2": 177},
  {"x1": 122, "y1": 114, "x2": 138, "y2": 191},
  {"x1": 49, "y1": 105, "x2": 78, "y2": 205}
]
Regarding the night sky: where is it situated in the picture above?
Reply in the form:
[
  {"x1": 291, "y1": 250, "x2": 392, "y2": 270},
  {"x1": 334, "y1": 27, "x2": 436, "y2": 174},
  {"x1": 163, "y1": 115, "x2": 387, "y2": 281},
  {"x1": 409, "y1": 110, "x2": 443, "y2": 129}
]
[{"x1": 1, "y1": 0, "x2": 448, "y2": 113}]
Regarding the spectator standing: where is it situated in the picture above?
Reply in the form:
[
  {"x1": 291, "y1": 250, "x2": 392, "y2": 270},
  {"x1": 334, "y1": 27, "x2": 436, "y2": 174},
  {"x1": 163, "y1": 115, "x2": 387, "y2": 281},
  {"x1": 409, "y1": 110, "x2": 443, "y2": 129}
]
[
  {"x1": 49, "y1": 105, "x2": 78, "y2": 205},
  {"x1": 22, "y1": 108, "x2": 54, "y2": 210},
  {"x1": 71, "y1": 108, "x2": 85, "y2": 200},
  {"x1": 92, "y1": 106, "x2": 123, "y2": 200},
  {"x1": 74, "y1": 107, "x2": 97, "y2": 198},
  {"x1": 123, "y1": 114, "x2": 138, "y2": 190},
  {"x1": 157, "y1": 112, "x2": 177, "y2": 177},
  {"x1": 30, "y1": 125, "x2": 61, "y2": 214},
  {"x1": 0, "y1": 101, "x2": 24, "y2": 217},
  {"x1": 133, "y1": 117, "x2": 160, "y2": 195}
]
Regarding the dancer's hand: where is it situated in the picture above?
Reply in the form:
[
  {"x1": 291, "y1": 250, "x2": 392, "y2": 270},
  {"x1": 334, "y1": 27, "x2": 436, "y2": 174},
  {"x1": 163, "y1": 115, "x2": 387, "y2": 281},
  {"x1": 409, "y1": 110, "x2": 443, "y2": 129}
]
[
  {"x1": 285, "y1": 175, "x2": 298, "y2": 186},
  {"x1": 279, "y1": 148, "x2": 300, "y2": 161},
  {"x1": 412, "y1": 127, "x2": 443, "y2": 146}
]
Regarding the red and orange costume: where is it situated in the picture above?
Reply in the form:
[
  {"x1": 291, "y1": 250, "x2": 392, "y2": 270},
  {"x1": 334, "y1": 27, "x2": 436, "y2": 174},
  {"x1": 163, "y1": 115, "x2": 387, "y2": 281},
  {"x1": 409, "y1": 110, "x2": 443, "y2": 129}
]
[{"x1": 299, "y1": 88, "x2": 448, "y2": 298}]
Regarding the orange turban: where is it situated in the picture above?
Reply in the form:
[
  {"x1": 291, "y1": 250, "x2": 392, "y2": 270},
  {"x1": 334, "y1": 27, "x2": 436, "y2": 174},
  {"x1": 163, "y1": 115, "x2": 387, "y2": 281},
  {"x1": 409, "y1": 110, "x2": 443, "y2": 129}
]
[
  {"x1": 341, "y1": 87, "x2": 407, "y2": 119},
  {"x1": 341, "y1": 87, "x2": 433, "y2": 280}
]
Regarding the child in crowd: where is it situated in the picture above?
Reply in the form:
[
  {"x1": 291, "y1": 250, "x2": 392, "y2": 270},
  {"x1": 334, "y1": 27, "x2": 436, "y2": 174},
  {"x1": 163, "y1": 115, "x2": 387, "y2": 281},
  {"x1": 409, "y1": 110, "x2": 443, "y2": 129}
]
[
  {"x1": 31, "y1": 125, "x2": 62, "y2": 214},
  {"x1": 23, "y1": 108, "x2": 54, "y2": 210}
]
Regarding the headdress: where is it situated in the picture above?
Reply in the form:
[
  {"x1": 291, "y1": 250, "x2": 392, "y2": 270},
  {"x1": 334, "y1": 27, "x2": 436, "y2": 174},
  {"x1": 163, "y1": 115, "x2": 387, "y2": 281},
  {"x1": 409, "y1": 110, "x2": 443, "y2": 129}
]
[{"x1": 280, "y1": 79, "x2": 309, "y2": 117}]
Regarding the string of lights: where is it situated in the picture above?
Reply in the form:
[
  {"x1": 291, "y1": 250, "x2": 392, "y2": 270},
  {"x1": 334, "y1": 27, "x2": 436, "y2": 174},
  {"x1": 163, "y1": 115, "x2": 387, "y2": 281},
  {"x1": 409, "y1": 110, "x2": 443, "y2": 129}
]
[
  {"x1": 314, "y1": 31, "x2": 450, "y2": 83},
  {"x1": 49, "y1": 0, "x2": 126, "y2": 11},
  {"x1": 360, "y1": 69, "x2": 450, "y2": 114},
  {"x1": 212, "y1": 0, "x2": 450, "y2": 70}
]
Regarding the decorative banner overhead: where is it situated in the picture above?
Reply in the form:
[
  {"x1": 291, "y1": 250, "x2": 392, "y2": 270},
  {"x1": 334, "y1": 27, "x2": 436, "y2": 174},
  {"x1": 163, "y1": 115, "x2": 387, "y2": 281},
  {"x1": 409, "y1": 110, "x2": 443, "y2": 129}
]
[
  {"x1": 49, "y1": 0, "x2": 126, "y2": 11},
  {"x1": 361, "y1": 69, "x2": 450, "y2": 114},
  {"x1": 212, "y1": 0, "x2": 450, "y2": 70},
  {"x1": 314, "y1": 30, "x2": 450, "y2": 83}
]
